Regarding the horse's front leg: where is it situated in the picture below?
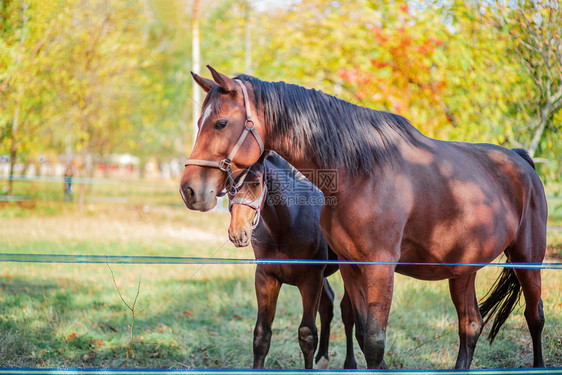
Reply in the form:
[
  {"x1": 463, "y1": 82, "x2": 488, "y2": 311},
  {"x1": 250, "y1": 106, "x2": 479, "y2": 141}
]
[
  {"x1": 253, "y1": 267, "x2": 281, "y2": 368},
  {"x1": 315, "y1": 278, "x2": 334, "y2": 369},
  {"x1": 449, "y1": 273, "x2": 482, "y2": 369},
  {"x1": 297, "y1": 270, "x2": 323, "y2": 369},
  {"x1": 363, "y1": 263, "x2": 395, "y2": 369},
  {"x1": 340, "y1": 287, "x2": 358, "y2": 369}
]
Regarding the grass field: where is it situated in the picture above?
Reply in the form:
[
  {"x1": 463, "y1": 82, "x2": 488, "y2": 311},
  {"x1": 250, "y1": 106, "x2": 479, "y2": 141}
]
[{"x1": 0, "y1": 178, "x2": 561, "y2": 369}]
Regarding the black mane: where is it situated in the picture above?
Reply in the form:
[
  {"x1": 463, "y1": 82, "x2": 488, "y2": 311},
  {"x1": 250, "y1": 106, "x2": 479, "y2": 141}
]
[{"x1": 235, "y1": 74, "x2": 422, "y2": 175}]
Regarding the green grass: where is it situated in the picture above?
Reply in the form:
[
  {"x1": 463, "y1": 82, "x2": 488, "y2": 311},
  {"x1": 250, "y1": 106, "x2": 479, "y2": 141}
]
[
  {"x1": 0, "y1": 180, "x2": 561, "y2": 369},
  {"x1": 546, "y1": 182, "x2": 562, "y2": 223},
  {"x1": 546, "y1": 182, "x2": 562, "y2": 259}
]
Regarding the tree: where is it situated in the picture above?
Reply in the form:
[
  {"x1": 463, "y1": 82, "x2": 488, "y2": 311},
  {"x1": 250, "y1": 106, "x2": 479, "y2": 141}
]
[
  {"x1": 252, "y1": 0, "x2": 375, "y2": 95},
  {"x1": 192, "y1": 0, "x2": 201, "y2": 147},
  {"x1": 335, "y1": 2, "x2": 454, "y2": 138},
  {"x1": 44, "y1": 1, "x2": 148, "y2": 204},
  {"x1": 0, "y1": 0, "x2": 69, "y2": 194},
  {"x1": 486, "y1": 1, "x2": 562, "y2": 157},
  {"x1": 476, "y1": 0, "x2": 561, "y2": 179}
]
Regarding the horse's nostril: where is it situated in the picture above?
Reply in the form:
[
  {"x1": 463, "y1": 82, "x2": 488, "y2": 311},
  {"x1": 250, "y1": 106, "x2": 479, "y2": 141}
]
[
  {"x1": 180, "y1": 185, "x2": 194, "y2": 206},
  {"x1": 186, "y1": 186, "x2": 194, "y2": 199},
  {"x1": 241, "y1": 230, "x2": 249, "y2": 243}
]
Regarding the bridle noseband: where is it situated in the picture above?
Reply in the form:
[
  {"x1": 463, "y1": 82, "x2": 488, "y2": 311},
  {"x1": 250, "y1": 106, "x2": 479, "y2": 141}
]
[{"x1": 184, "y1": 79, "x2": 264, "y2": 196}]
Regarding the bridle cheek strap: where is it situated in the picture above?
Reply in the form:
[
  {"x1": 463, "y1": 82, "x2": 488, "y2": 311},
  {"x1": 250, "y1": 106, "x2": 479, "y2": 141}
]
[
  {"x1": 184, "y1": 79, "x2": 264, "y2": 195},
  {"x1": 228, "y1": 182, "x2": 267, "y2": 229}
]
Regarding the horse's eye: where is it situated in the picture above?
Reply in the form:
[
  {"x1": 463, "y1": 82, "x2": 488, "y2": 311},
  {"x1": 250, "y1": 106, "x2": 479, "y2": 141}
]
[{"x1": 215, "y1": 120, "x2": 228, "y2": 130}]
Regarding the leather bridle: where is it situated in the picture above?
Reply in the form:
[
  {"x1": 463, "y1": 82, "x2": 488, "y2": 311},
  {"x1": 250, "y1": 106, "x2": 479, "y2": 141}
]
[
  {"x1": 185, "y1": 79, "x2": 264, "y2": 196},
  {"x1": 228, "y1": 166, "x2": 267, "y2": 229}
]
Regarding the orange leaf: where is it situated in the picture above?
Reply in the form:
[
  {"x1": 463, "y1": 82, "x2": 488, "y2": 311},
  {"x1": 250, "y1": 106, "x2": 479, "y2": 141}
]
[{"x1": 68, "y1": 332, "x2": 77, "y2": 341}]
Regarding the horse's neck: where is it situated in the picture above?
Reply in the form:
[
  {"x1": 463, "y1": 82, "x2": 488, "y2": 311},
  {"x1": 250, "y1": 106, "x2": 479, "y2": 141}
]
[
  {"x1": 270, "y1": 150, "x2": 336, "y2": 197},
  {"x1": 267, "y1": 128, "x2": 429, "y2": 196},
  {"x1": 267, "y1": 145, "x2": 315, "y2": 172}
]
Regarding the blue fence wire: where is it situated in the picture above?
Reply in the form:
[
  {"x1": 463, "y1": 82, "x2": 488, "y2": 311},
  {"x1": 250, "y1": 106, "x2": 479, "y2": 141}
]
[
  {"x1": 1, "y1": 253, "x2": 561, "y2": 269},
  {"x1": 0, "y1": 367, "x2": 561, "y2": 374}
]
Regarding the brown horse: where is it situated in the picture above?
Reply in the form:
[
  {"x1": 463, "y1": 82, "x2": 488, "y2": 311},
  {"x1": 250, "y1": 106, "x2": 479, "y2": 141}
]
[
  {"x1": 227, "y1": 151, "x2": 356, "y2": 369},
  {"x1": 180, "y1": 66, "x2": 548, "y2": 369}
]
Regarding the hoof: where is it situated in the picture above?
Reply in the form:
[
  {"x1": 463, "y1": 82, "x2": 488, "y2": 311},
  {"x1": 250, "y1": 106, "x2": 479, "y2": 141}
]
[
  {"x1": 343, "y1": 357, "x2": 357, "y2": 369},
  {"x1": 315, "y1": 355, "x2": 329, "y2": 369}
]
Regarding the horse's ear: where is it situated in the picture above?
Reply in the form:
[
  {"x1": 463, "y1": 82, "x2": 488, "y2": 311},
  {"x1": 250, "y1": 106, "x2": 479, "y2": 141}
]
[
  {"x1": 207, "y1": 65, "x2": 237, "y2": 93},
  {"x1": 191, "y1": 72, "x2": 215, "y2": 93}
]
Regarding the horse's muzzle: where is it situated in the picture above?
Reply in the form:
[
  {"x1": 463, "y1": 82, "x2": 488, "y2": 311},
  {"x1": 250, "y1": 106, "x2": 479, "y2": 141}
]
[
  {"x1": 228, "y1": 227, "x2": 251, "y2": 247},
  {"x1": 179, "y1": 182, "x2": 216, "y2": 212}
]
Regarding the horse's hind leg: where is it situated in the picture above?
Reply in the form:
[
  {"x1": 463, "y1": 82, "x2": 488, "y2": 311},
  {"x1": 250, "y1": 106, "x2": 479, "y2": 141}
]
[
  {"x1": 297, "y1": 271, "x2": 323, "y2": 369},
  {"x1": 253, "y1": 267, "x2": 281, "y2": 368},
  {"x1": 509, "y1": 234, "x2": 546, "y2": 367},
  {"x1": 449, "y1": 272, "x2": 482, "y2": 369},
  {"x1": 341, "y1": 287, "x2": 357, "y2": 369},
  {"x1": 506, "y1": 202, "x2": 547, "y2": 368},
  {"x1": 315, "y1": 278, "x2": 334, "y2": 369},
  {"x1": 513, "y1": 269, "x2": 545, "y2": 368}
]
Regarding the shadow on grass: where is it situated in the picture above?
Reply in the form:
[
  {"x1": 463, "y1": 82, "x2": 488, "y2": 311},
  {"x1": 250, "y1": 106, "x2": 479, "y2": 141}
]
[
  {"x1": 0, "y1": 272, "x2": 560, "y2": 369},
  {"x1": 0, "y1": 273, "x2": 259, "y2": 368}
]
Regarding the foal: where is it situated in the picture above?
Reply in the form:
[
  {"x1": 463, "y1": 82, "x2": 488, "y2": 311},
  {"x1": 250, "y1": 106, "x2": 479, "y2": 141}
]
[{"x1": 227, "y1": 152, "x2": 356, "y2": 369}]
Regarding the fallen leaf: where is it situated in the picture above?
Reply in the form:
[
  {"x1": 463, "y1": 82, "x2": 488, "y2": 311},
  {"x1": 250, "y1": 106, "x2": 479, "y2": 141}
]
[{"x1": 91, "y1": 339, "x2": 105, "y2": 348}]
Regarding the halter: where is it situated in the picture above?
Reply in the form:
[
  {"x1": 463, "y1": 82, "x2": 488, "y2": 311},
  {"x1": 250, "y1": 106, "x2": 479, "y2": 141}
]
[
  {"x1": 228, "y1": 167, "x2": 267, "y2": 229},
  {"x1": 184, "y1": 79, "x2": 264, "y2": 196}
]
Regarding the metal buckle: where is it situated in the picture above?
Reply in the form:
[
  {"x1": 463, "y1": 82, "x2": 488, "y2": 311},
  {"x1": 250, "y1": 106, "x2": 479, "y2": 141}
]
[
  {"x1": 251, "y1": 211, "x2": 260, "y2": 229},
  {"x1": 244, "y1": 119, "x2": 255, "y2": 130},
  {"x1": 218, "y1": 159, "x2": 231, "y2": 172},
  {"x1": 226, "y1": 183, "x2": 240, "y2": 196}
]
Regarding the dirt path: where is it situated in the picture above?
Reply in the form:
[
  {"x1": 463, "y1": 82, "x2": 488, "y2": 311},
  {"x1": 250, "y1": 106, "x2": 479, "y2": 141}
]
[{"x1": 0, "y1": 211, "x2": 227, "y2": 245}]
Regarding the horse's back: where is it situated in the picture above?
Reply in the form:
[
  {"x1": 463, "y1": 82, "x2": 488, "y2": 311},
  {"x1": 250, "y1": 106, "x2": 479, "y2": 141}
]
[
  {"x1": 413, "y1": 140, "x2": 546, "y2": 214},
  {"x1": 447, "y1": 142, "x2": 546, "y2": 212},
  {"x1": 394, "y1": 140, "x2": 547, "y2": 279}
]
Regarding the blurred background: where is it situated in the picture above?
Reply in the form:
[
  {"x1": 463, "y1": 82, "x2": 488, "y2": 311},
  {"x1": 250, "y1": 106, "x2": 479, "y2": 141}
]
[
  {"x1": 1, "y1": 0, "x2": 562, "y2": 191},
  {"x1": 0, "y1": 0, "x2": 561, "y2": 369}
]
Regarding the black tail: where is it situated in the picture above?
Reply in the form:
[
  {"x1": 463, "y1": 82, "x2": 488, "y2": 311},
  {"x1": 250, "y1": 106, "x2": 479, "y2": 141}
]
[
  {"x1": 478, "y1": 265, "x2": 522, "y2": 343},
  {"x1": 511, "y1": 148, "x2": 535, "y2": 170}
]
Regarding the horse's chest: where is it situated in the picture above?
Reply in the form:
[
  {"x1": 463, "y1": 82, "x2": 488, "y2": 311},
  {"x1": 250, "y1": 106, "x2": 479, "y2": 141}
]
[
  {"x1": 252, "y1": 234, "x2": 325, "y2": 285},
  {"x1": 253, "y1": 237, "x2": 317, "y2": 260}
]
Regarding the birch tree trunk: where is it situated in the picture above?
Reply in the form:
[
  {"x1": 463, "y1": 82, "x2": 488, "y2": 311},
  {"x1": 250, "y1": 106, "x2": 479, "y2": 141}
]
[
  {"x1": 191, "y1": 0, "x2": 201, "y2": 147},
  {"x1": 244, "y1": 1, "x2": 252, "y2": 74},
  {"x1": 7, "y1": 0, "x2": 28, "y2": 196}
]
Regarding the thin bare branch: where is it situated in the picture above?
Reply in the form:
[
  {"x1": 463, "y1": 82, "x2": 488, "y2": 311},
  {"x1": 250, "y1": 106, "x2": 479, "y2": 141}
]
[
  {"x1": 107, "y1": 263, "x2": 132, "y2": 310},
  {"x1": 106, "y1": 263, "x2": 143, "y2": 368}
]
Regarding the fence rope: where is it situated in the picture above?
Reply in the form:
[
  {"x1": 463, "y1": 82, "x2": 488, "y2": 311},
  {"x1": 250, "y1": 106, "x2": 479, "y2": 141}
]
[
  {"x1": 1, "y1": 253, "x2": 561, "y2": 269},
  {"x1": 1, "y1": 368, "x2": 561, "y2": 374}
]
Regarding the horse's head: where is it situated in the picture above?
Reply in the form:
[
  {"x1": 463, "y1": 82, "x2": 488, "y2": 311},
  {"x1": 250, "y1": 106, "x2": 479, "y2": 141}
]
[
  {"x1": 227, "y1": 158, "x2": 267, "y2": 247},
  {"x1": 180, "y1": 66, "x2": 266, "y2": 212}
]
